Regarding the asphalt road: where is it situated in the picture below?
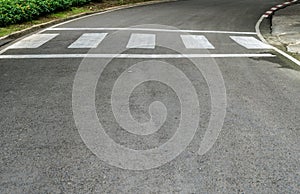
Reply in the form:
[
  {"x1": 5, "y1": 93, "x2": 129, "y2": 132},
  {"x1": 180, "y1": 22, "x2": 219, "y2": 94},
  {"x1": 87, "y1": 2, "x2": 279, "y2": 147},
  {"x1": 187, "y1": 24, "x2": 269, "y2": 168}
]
[{"x1": 1, "y1": 0, "x2": 300, "y2": 193}]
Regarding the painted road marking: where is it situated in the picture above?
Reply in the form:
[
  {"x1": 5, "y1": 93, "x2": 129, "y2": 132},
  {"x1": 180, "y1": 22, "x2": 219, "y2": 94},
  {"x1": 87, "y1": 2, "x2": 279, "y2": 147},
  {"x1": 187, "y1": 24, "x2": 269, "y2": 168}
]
[
  {"x1": 181, "y1": 35, "x2": 215, "y2": 49},
  {"x1": 230, "y1": 36, "x2": 272, "y2": 49},
  {"x1": 9, "y1": 34, "x2": 59, "y2": 49},
  {"x1": 126, "y1": 33, "x2": 156, "y2": 49},
  {"x1": 68, "y1": 33, "x2": 107, "y2": 48},
  {"x1": 46, "y1": 28, "x2": 257, "y2": 35},
  {"x1": 5, "y1": 33, "x2": 275, "y2": 51},
  {"x1": 0, "y1": 53, "x2": 275, "y2": 59}
]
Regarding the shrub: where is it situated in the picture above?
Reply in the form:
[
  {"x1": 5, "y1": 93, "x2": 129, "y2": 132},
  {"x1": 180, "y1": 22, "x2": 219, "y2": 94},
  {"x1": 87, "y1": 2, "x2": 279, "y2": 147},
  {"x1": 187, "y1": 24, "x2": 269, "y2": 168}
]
[{"x1": 0, "y1": 0, "x2": 100, "y2": 27}]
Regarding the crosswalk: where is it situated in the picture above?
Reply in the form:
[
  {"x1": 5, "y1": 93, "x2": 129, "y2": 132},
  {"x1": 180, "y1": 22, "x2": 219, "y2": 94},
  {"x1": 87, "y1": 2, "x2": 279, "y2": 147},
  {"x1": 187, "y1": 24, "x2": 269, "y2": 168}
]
[{"x1": 7, "y1": 32, "x2": 272, "y2": 51}]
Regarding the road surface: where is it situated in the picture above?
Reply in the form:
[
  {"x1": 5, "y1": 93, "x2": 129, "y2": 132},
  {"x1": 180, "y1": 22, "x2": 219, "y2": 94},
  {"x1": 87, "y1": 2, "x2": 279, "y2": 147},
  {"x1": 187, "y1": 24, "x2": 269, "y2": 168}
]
[{"x1": 0, "y1": 0, "x2": 299, "y2": 193}]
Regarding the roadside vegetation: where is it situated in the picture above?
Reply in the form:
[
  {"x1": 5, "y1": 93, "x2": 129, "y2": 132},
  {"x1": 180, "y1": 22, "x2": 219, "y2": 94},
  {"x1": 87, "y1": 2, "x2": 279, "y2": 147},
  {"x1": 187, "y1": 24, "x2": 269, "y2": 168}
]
[
  {"x1": 0, "y1": 0, "x2": 151, "y2": 37},
  {"x1": 0, "y1": 0, "x2": 104, "y2": 27}
]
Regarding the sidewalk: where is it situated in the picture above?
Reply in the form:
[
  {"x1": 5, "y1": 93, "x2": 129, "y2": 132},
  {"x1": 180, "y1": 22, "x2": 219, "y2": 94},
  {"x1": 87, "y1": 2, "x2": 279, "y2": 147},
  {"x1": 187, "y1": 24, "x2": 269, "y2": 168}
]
[{"x1": 267, "y1": 3, "x2": 300, "y2": 54}]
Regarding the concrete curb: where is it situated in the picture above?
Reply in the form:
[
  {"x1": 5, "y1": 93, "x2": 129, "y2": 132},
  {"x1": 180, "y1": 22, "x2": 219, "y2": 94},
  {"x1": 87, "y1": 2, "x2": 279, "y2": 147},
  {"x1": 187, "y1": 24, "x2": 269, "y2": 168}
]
[
  {"x1": 262, "y1": 0, "x2": 298, "y2": 18},
  {"x1": 0, "y1": 0, "x2": 175, "y2": 45},
  {"x1": 256, "y1": 0, "x2": 300, "y2": 67}
]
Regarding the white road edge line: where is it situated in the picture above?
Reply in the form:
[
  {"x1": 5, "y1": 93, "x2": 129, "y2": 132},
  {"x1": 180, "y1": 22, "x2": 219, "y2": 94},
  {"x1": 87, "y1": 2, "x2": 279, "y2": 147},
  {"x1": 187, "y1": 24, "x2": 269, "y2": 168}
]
[
  {"x1": 0, "y1": 53, "x2": 275, "y2": 59},
  {"x1": 255, "y1": 15, "x2": 300, "y2": 67},
  {"x1": 44, "y1": 0, "x2": 177, "y2": 30},
  {"x1": 46, "y1": 27, "x2": 257, "y2": 35}
]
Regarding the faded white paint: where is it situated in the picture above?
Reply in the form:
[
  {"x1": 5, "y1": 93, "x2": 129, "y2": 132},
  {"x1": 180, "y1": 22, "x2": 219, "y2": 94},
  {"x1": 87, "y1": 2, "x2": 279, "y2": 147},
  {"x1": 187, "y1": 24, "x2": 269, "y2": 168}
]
[
  {"x1": 0, "y1": 53, "x2": 276, "y2": 59},
  {"x1": 181, "y1": 35, "x2": 215, "y2": 49},
  {"x1": 230, "y1": 36, "x2": 272, "y2": 49},
  {"x1": 68, "y1": 33, "x2": 107, "y2": 48},
  {"x1": 47, "y1": 27, "x2": 257, "y2": 35},
  {"x1": 126, "y1": 33, "x2": 156, "y2": 49},
  {"x1": 9, "y1": 34, "x2": 59, "y2": 49}
]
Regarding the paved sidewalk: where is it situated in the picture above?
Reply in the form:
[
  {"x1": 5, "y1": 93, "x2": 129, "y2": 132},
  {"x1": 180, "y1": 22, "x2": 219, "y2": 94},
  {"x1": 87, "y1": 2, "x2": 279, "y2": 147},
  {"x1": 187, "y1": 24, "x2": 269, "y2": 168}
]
[{"x1": 268, "y1": 4, "x2": 300, "y2": 54}]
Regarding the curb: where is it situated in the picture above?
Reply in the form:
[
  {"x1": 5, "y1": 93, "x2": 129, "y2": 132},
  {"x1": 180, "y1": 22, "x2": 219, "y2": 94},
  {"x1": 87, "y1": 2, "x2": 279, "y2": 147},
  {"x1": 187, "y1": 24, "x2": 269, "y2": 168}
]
[
  {"x1": 255, "y1": 0, "x2": 300, "y2": 67},
  {"x1": 262, "y1": 0, "x2": 298, "y2": 18},
  {"x1": 0, "y1": 0, "x2": 175, "y2": 45}
]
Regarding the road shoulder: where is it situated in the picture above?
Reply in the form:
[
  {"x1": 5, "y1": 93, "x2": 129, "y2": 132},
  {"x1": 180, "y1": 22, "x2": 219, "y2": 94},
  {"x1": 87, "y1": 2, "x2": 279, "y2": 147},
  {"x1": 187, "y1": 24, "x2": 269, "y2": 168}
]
[{"x1": 258, "y1": 2, "x2": 300, "y2": 69}]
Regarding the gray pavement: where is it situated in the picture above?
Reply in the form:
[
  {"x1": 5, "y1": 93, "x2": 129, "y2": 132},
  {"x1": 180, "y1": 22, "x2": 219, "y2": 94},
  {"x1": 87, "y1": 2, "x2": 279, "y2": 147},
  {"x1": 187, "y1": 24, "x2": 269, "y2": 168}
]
[{"x1": 0, "y1": 0, "x2": 300, "y2": 193}]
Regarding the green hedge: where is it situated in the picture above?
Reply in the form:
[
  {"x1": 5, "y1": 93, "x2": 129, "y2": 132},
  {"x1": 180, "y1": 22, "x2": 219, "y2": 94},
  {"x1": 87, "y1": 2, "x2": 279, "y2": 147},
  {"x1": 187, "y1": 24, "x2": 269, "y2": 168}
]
[{"x1": 0, "y1": 0, "x2": 97, "y2": 27}]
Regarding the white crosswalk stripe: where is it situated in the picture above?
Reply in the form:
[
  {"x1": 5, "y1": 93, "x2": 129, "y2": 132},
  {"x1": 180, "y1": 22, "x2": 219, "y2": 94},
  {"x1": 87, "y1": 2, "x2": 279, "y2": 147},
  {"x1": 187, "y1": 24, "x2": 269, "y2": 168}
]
[
  {"x1": 181, "y1": 35, "x2": 215, "y2": 49},
  {"x1": 126, "y1": 33, "x2": 156, "y2": 49},
  {"x1": 68, "y1": 33, "x2": 108, "y2": 48},
  {"x1": 9, "y1": 34, "x2": 59, "y2": 49},
  {"x1": 230, "y1": 36, "x2": 272, "y2": 49}
]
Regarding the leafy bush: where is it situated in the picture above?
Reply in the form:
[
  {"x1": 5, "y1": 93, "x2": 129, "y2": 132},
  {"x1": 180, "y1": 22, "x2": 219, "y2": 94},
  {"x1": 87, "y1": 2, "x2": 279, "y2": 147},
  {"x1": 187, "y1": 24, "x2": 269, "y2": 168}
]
[{"x1": 0, "y1": 0, "x2": 99, "y2": 27}]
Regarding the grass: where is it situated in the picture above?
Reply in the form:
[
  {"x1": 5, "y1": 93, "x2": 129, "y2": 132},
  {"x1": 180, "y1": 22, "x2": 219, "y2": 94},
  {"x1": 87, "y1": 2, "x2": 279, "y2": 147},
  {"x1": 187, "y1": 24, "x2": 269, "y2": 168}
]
[
  {"x1": 290, "y1": 52, "x2": 300, "y2": 61},
  {"x1": 0, "y1": 0, "x2": 153, "y2": 38}
]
